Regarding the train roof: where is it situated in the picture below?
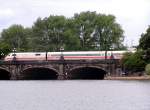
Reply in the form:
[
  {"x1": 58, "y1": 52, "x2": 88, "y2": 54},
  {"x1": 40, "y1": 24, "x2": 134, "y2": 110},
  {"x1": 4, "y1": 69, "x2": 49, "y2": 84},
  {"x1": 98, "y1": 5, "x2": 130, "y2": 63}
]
[
  {"x1": 8, "y1": 52, "x2": 45, "y2": 55},
  {"x1": 7, "y1": 50, "x2": 135, "y2": 55}
]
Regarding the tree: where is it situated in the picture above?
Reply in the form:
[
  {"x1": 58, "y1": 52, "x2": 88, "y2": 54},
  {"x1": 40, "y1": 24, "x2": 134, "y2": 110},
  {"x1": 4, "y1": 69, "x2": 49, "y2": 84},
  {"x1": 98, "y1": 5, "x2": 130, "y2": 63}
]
[
  {"x1": 32, "y1": 16, "x2": 68, "y2": 51},
  {"x1": 23, "y1": 27, "x2": 34, "y2": 51},
  {"x1": 44, "y1": 16, "x2": 66, "y2": 51},
  {"x1": 145, "y1": 64, "x2": 150, "y2": 75},
  {"x1": 73, "y1": 11, "x2": 124, "y2": 50},
  {"x1": 138, "y1": 26, "x2": 150, "y2": 63},
  {"x1": 32, "y1": 16, "x2": 81, "y2": 51},
  {"x1": 0, "y1": 11, "x2": 125, "y2": 52},
  {"x1": 1, "y1": 25, "x2": 28, "y2": 51},
  {"x1": 0, "y1": 42, "x2": 11, "y2": 59},
  {"x1": 73, "y1": 11, "x2": 97, "y2": 50},
  {"x1": 94, "y1": 14, "x2": 124, "y2": 50},
  {"x1": 63, "y1": 19, "x2": 81, "y2": 50},
  {"x1": 31, "y1": 17, "x2": 47, "y2": 51},
  {"x1": 121, "y1": 51, "x2": 146, "y2": 74},
  {"x1": 139, "y1": 26, "x2": 150, "y2": 50}
]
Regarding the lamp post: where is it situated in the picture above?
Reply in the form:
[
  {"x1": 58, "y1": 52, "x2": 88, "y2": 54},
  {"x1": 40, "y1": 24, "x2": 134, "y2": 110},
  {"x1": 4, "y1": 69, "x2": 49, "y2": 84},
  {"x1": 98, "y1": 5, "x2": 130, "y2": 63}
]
[
  {"x1": 59, "y1": 46, "x2": 65, "y2": 79},
  {"x1": 104, "y1": 35, "x2": 107, "y2": 62},
  {"x1": 12, "y1": 48, "x2": 16, "y2": 61},
  {"x1": 43, "y1": 17, "x2": 50, "y2": 61},
  {"x1": 109, "y1": 47, "x2": 113, "y2": 76},
  {"x1": 60, "y1": 46, "x2": 64, "y2": 60}
]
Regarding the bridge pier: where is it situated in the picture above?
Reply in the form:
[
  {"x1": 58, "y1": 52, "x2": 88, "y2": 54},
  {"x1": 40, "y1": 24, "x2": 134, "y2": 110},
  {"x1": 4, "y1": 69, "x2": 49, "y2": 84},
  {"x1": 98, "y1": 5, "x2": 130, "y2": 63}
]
[
  {"x1": 109, "y1": 62, "x2": 117, "y2": 76},
  {"x1": 9, "y1": 65, "x2": 20, "y2": 80},
  {"x1": 58, "y1": 64, "x2": 66, "y2": 80}
]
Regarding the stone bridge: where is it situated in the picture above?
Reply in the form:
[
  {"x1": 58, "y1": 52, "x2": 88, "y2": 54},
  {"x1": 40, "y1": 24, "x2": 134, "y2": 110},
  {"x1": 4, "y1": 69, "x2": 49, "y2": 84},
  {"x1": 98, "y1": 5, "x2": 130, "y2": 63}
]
[{"x1": 0, "y1": 59, "x2": 117, "y2": 80}]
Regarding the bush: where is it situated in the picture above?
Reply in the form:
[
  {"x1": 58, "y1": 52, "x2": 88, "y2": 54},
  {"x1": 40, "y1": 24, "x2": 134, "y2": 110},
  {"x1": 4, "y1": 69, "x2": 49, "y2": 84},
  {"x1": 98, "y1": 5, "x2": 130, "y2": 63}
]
[
  {"x1": 145, "y1": 64, "x2": 150, "y2": 75},
  {"x1": 121, "y1": 51, "x2": 146, "y2": 72}
]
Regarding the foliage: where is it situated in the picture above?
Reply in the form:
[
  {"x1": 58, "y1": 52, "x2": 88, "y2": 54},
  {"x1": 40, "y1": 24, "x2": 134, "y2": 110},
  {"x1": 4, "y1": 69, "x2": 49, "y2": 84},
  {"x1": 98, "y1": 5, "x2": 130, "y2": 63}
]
[
  {"x1": 1, "y1": 24, "x2": 28, "y2": 51},
  {"x1": 0, "y1": 11, "x2": 125, "y2": 52},
  {"x1": 120, "y1": 52, "x2": 132, "y2": 65},
  {"x1": 139, "y1": 26, "x2": 150, "y2": 50},
  {"x1": 0, "y1": 42, "x2": 11, "y2": 59},
  {"x1": 138, "y1": 26, "x2": 150, "y2": 63},
  {"x1": 145, "y1": 64, "x2": 150, "y2": 75},
  {"x1": 73, "y1": 11, "x2": 124, "y2": 50},
  {"x1": 143, "y1": 48, "x2": 150, "y2": 63},
  {"x1": 121, "y1": 51, "x2": 146, "y2": 72}
]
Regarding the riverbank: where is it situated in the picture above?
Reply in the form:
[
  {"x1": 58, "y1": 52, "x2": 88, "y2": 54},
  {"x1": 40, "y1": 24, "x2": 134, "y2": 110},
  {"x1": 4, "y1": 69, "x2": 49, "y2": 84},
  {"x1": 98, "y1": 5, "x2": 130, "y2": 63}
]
[{"x1": 105, "y1": 75, "x2": 150, "y2": 80}]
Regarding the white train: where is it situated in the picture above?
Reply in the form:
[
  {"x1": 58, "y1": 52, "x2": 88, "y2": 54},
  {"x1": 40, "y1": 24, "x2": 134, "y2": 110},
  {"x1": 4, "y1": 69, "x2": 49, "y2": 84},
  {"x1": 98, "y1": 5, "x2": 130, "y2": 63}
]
[{"x1": 4, "y1": 51, "x2": 133, "y2": 61}]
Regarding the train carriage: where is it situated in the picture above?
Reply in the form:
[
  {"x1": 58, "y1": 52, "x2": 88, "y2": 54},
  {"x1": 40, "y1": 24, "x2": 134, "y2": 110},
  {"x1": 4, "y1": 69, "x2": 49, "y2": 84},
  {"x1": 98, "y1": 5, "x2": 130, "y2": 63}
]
[{"x1": 4, "y1": 51, "x2": 134, "y2": 61}]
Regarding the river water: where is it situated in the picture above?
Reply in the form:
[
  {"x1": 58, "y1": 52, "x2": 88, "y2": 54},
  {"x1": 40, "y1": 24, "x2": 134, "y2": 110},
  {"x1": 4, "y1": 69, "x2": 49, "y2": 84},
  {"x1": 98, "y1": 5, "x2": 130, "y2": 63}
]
[{"x1": 0, "y1": 80, "x2": 150, "y2": 110}]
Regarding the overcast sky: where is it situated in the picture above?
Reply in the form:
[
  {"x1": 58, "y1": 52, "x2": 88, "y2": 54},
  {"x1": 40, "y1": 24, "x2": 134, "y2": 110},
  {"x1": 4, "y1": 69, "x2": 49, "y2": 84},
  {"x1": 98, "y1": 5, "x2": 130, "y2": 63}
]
[{"x1": 0, "y1": 0, "x2": 150, "y2": 46}]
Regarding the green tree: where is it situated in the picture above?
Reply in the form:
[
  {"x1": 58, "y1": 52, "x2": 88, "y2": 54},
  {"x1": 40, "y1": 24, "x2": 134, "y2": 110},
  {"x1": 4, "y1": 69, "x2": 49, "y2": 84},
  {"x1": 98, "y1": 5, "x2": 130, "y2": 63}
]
[
  {"x1": 23, "y1": 27, "x2": 33, "y2": 51},
  {"x1": 0, "y1": 42, "x2": 11, "y2": 59},
  {"x1": 94, "y1": 14, "x2": 124, "y2": 50},
  {"x1": 0, "y1": 11, "x2": 125, "y2": 52},
  {"x1": 139, "y1": 26, "x2": 150, "y2": 50},
  {"x1": 32, "y1": 16, "x2": 67, "y2": 51},
  {"x1": 32, "y1": 16, "x2": 81, "y2": 51},
  {"x1": 31, "y1": 17, "x2": 47, "y2": 51},
  {"x1": 73, "y1": 11, "x2": 97, "y2": 50},
  {"x1": 145, "y1": 64, "x2": 150, "y2": 75},
  {"x1": 73, "y1": 11, "x2": 124, "y2": 50},
  {"x1": 45, "y1": 16, "x2": 65, "y2": 51},
  {"x1": 1, "y1": 24, "x2": 28, "y2": 51},
  {"x1": 63, "y1": 19, "x2": 81, "y2": 50},
  {"x1": 121, "y1": 51, "x2": 146, "y2": 74},
  {"x1": 139, "y1": 26, "x2": 150, "y2": 63}
]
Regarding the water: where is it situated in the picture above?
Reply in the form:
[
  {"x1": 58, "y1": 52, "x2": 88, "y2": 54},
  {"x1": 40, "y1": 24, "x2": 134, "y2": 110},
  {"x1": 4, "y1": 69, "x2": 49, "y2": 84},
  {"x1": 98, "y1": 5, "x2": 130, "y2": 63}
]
[{"x1": 0, "y1": 80, "x2": 150, "y2": 110}]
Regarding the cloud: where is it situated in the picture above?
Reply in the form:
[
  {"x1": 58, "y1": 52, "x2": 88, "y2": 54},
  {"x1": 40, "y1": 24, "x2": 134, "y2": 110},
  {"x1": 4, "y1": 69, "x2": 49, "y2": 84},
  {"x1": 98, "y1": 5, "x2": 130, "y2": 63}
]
[
  {"x1": 0, "y1": 8, "x2": 14, "y2": 17},
  {"x1": 0, "y1": 8, "x2": 15, "y2": 31},
  {"x1": 0, "y1": 0, "x2": 150, "y2": 46}
]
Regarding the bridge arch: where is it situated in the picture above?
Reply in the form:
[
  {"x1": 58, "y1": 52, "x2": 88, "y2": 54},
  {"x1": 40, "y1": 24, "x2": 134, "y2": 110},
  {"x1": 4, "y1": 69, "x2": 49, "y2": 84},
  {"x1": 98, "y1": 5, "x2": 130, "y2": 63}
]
[
  {"x1": 0, "y1": 67, "x2": 11, "y2": 80},
  {"x1": 20, "y1": 67, "x2": 59, "y2": 80},
  {"x1": 68, "y1": 66, "x2": 107, "y2": 79}
]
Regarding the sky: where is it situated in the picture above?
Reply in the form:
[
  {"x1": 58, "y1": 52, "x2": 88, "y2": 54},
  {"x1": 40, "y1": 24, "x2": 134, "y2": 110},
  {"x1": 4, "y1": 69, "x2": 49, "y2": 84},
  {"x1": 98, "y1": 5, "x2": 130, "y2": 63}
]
[{"x1": 0, "y1": 0, "x2": 150, "y2": 47}]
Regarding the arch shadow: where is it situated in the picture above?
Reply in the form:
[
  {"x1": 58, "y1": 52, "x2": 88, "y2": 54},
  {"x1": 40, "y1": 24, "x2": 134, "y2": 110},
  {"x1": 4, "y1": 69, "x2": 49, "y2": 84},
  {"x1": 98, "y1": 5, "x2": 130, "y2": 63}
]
[
  {"x1": 21, "y1": 67, "x2": 58, "y2": 80},
  {"x1": 0, "y1": 68, "x2": 11, "y2": 80},
  {"x1": 68, "y1": 66, "x2": 107, "y2": 80}
]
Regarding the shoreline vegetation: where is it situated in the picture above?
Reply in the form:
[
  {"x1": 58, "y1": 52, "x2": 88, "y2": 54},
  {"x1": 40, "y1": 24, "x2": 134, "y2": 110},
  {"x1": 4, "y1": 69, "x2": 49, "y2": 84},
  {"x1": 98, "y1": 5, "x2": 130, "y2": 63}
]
[{"x1": 105, "y1": 75, "x2": 150, "y2": 80}]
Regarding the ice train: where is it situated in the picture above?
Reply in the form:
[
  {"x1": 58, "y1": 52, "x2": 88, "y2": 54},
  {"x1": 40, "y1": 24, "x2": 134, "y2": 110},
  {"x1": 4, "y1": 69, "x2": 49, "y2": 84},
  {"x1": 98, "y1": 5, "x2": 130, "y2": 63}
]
[{"x1": 4, "y1": 51, "x2": 134, "y2": 61}]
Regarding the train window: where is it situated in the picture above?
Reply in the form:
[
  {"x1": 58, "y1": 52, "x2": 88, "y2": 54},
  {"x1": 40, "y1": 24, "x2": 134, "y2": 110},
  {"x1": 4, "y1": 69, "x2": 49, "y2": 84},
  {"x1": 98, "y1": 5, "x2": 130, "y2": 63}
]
[
  {"x1": 51, "y1": 54, "x2": 60, "y2": 56},
  {"x1": 35, "y1": 53, "x2": 41, "y2": 56}
]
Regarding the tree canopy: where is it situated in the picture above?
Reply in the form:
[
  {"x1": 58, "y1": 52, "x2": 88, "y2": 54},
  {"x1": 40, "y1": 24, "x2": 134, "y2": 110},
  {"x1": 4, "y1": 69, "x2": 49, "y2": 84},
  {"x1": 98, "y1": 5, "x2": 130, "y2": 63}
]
[
  {"x1": 139, "y1": 26, "x2": 150, "y2": 63},
  {"x1": 0, "y1": 42, "x2": 11, "y2": 59},
  {"x1": 1, "y1": 25, "x2": 28, "y2": 51},
  {"x1": 139, "y1": 26, "x2": 150, "y2": 50},
  {"x1": 73, "y1": 11, "x2": 124, "y2": 50},
  {"x1": 120, "y1": 25, "x2": 150, "y2": 74},
  {"x1": 121, "y1": 51, "x2": 146, "y2": 73},
  {"x1": 0, "y1": 11, "x2": 125, "y2": 54}
]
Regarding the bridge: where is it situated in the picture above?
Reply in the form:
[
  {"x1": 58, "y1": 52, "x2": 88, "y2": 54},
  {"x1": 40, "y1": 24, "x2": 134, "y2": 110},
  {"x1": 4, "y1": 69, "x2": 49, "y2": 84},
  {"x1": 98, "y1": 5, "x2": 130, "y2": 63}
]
[{"x1": 0, "y1": 59, "x2": 118, "y2": 80}]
